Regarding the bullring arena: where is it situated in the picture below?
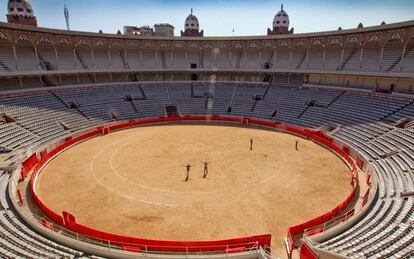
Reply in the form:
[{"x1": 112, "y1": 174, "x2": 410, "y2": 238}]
[
  {"x1": 0, "y1": 0, "x2": 414, "y2": 259},
  {"x1": 35, "y1": 124, "x2": 351, "y2": 255}
]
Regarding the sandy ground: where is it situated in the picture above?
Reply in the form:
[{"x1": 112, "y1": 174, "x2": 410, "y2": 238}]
[{"x1": 36, "y1": 124, "x2": 352, "y2": 256}]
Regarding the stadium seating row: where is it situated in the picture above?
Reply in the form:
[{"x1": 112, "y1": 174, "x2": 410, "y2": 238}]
[{"x1": 0, "y1": 39, "x2": 413, "y2": 73}]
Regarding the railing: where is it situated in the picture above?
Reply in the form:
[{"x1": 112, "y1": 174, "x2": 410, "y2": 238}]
[
  {"x1": 302, "y1": 209, "x2": 356, "y2": 239},
  {"x1": 300, "y1": 165, "x2": 378, "y2": 257},
  {"x1": 19, "y1": 207, "x2": 263, "y2": 257},
  {"x1": 257, "y1": 245, "x2": 282, "y2": 259}
]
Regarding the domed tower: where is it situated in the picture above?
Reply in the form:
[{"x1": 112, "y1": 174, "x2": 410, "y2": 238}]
[
  {"x1": 7, "y1": 0, "x2": 38, "y2": 26},
  {"x1": 267, "y1": 4, "x2": 293, "y2": 35},
  {"x1": 181, "y1": 9, "x2": 204, "y2": 37}
]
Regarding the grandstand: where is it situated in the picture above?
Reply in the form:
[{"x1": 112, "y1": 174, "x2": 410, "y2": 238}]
[{"x1": 0, "y1": 1, "x2": 414, "y2": 259}]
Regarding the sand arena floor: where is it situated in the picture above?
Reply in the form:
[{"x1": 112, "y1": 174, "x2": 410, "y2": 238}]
[{"x1": 36, "y1": 124, "x2": 352, "y2": 255}]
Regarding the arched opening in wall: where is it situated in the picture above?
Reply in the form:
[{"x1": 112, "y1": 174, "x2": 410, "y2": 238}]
[
  {"x1": 15, "y1": 40, "x2": 37, "y2": 71},
  {"x1": 0, "y1": 39, "x2": 16, "y2": 71},
  {"x1": 381, "y1": 39, "x2": 405, "y2": 72},
  {"x1": 390, "y1": 83, "x2": 396, "y2": 92},
  {"x1": 37, "y1": 41, "x2": 57, "y2": 71},
  {"x1": 304, "y1": 74, "x2": 309, "y2": 84},
  {"x1": 191, "y1": 74, "x2": 198, "y2": 81},
  {"x1": 165, "y1": 105, "x2": 179, "y2": 117},
  {"x1": 75, "y1": 45, "x2": 92, "y2": 69}
]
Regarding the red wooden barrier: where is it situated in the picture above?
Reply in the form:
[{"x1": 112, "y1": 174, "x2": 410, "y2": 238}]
[
  {"x1": 21, "y1": 153, "x2": 37, "y2": 180},
  {"x1": 41, "y1": 219, "x2": 54, "y2": 231},
  {"x1": 226, "y1": 247, "x2": 246, "y2": 254},
  {"x1": 29, "y1": 116, "x2": 359, "y2": 254},
  {"x1": 17, "y1": 189, "x2": 23, "y2": 206},
  {"x1": 366, "y1": 174, "x2": 372, "y2": 186},
  {"x1": 121, "y1": 245, "x2": 141, "y2": 253},
  {"x1": 286, "y1": 229, "x2": 294, "y2": 256},
  {"x1": 362, "y1": 189, "x2": 370, "y2": 207},
  {"x1": 300, "y1": 242, "x2": 318, "y2": 259},
  {"x1": 63, "y1": 211, "x2": 76, "y2": 227}
]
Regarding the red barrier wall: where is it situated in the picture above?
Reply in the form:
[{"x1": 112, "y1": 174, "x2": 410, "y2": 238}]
[
  {"x1": 29, "y1": 116, "x2": 357, "y2": 254},
  {"x1": 21, "y1": 153, "x2": 37, "y2": 180},
  {"x1": 300, "y1": 243, "x2": 318, "y2": 259},
  {"x1": 285, "y1": 131, "x2": 359, "y2": 257}
]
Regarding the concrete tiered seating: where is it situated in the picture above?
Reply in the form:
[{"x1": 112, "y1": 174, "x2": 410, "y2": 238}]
[
  {"x1": 37, "y1": 44, "x2": 59, "y2": 70},
  {"x1": 306, "y1": 49, "x2": 323, "y2": 70},
  {"x1": 14, "y1": 43, "x2": 38, "y2": 71},
  {"x1": 57, "y1": 47, "x2": 76, "y2": 70},
  {"x1": 0, "y1": 40, "x2": 17, "y2": 72},
  {"x1": 0, "y1": 83, "x2": 413, "y2": 258},
  {"x1": 380, "y1": 41, "x2": 404, "y2": 71}
]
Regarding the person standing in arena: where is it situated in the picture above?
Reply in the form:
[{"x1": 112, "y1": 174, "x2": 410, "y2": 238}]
[
  {"x1": 250, "y1": 138, "x2": 254, "y2": 151},
  {"x1": 295, "y1": 140, "x2": 299, "y2": 151},
  {"x1": 184, "y1": 164, "x2": 191, "y2": 182},
  {"x1": 202, "y1": 161, "x2": 210, "y2": 178}
]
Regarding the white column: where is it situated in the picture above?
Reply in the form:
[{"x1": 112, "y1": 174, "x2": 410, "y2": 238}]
[
  {"x1": 259, "y1": 50, "x2": 262, "y2": 68},
  {"x1": 34, "y1": 45, "x2": 40, "y2": 69},
  {"x1": 399, "y1": 44, "x2": 407, "y2": 71},
  {"x1": 339, "y1": 48, "x2": 345, "y2": 69},
  {"x1": 107, "y1": 48, "x2": 111, "y2": 68},
  {"x1": 322, "y1": 48, "x2": 326, "y2": 69},
  {"x1": 73, "y1": 48, "x2": 77, "y2": 68},
  {"x1": 123, "y1": 49, "x2": 128, "y2": 68},
  {"x1": 12, "y1": 45, "x2": 19, "y2": 69},
  {"x1": 378, "y1": 46, "x2": 384, "y2": 70},
  {"x1": 91, "y1": 48, "x2": 95, "y2": 68},
  {"x1": 358, "y1": 47, "x2": 364, "y2": 69},
  {"x1": 54, "y1": 47, "x2": 59, "y2": 69},
  {"x1": 214, "y1": 49, "x2": 217, "y2": 67}
]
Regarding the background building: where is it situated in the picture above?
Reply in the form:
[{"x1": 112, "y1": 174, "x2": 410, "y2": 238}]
[
  {"x1": 124, "y1": 24, "x2": 174, "y2": 37},
  {"x1": 181, "y1": 9, "x2": 204, "y2": 37},
  {"x1": 7, "y1": 0, "x2": 38, "y2": 26},
  {"x1": 123, "y1": 25, "x2": 154, "y2": 36},
  {"x1": 267, "y1": 5, "x2": 293, "y2": 35},
  {"x1": 154, "y1": 23, "x2": 175, "y2": 37}
]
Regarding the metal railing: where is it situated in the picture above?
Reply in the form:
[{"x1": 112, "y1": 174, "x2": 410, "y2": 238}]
[{"x1": 25, "y1": 210, "x2": 262, "y2": 256}]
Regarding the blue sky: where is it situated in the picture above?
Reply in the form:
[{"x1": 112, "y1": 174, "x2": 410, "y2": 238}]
[{"x1": 1, "y1": 0, "x2": 413, "y2": 36}]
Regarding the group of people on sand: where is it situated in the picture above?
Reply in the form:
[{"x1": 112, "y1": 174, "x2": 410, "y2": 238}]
[
  {"x1": 183, "y1": 161, "x2": 210, "y2": 182},
  {"x1": 182, "y1": 138, "x2": 300, "y2": 182}
]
